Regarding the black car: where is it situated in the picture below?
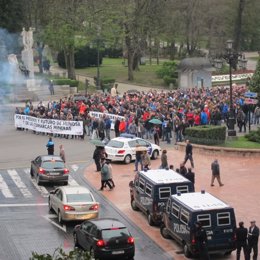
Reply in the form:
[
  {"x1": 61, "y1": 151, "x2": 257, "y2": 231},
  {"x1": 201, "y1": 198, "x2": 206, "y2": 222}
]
[
  {"x1": 73, "y1": 218, "x2": 135, "y2": 260},
  {"x1": 30, "y1": 155, "x2": 69, "y2": 185}
]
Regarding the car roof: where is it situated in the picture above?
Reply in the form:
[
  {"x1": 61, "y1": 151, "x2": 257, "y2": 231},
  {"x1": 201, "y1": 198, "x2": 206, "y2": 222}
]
[
  {"x1": 139, "y1": 169, "x2": 191, "y2": 184},
  {"x1": 59, "y1": 185, "x2": 91, "y2": 195},
  {"x1": 39, "y1": 155, "x2": 64, "y2": 161},
  {"x1": 89, "y1": 218, "x2": 126, "y2": 229},
  {"x1": 171, "y1": 191, "x2": 231, "y2": 211},
  {"x1": 108, "y1": 137, "x2": 140, "y2": 142}
]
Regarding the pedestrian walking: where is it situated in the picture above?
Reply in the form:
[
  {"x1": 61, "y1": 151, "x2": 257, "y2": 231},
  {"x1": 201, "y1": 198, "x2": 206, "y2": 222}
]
[
  {"x1": 194, "y1": 221, "x2": 210, "y2": 260},
  {"x1": 179, "y1": 163, "x2": 187, "y2": 177},
  {"x1": 93, "y1": 146, "x2": 102, "y2": 172},
  {"x1": 46, "y1": 137, "x2": 54, "y2": 155},
  {"x1": 235, "y1": 221, "x2": 248, "y2": 260},
  {"x1": 185, "y1": 167, "x2": 195, "y2": 185},
  {"x1": 59, "y1": 144, "x2": 66, "y2": 163},
  {"x1": 106, "y1": 159, "x2": 115, "y2": 188},
  {"x1": 142, "y1": 150, "x2": 151, "y2": 170},
  {"x1": 134, "y1": 145, "x2": 143, "y2": 172},
  {"x1": 247, "y1": 220, "x2": 259, "y2": 260},
  {"x1": 48, "y1": 79, "x2": 54, "y2": 95},
  {"x1": 160, "y1": 150, "x2": 168, "y2": 169},
  {"x1": 210, "y1": 159, "x2": 224, "y2": 187},
  {"x1": 99, "y1": 158, "x2": 113, "y2": 191},
  {"x1": 183, "y1": 140, "x2": 194, "y2": 168}
]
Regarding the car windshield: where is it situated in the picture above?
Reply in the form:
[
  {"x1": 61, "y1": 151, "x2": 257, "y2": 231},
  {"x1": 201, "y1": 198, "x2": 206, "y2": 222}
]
[
  {"x1": 66, "y1": 193, "x2": 93, "y2": 202},
  {"x1": 106, "y1": 140, "x2": 124, "y2": 148},
  {"x1": 102, "y1": 227, "x2": 130, "y2": 241},
  {"x1": 42, "y1": 161, "x2": 64, "y2": 169}
]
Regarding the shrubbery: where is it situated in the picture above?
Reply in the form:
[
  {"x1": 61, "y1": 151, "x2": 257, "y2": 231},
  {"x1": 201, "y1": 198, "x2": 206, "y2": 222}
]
[
  {"x1": 245, "y1": 128, "x2": 260, "y2": 143},
  {"x1": 52, "y1": 79, "x2": 79, "y2": 87},
  {"x1": 156, "y1": 61, "x2": 178, "y2": 87},
  {"x1": 104, "y1": 47, "x2": 123, "y2": 58},
  {"x1": 184, "y1": 125, "x2": 226, "y2": 145},
  {"x1": 57, "y1": 45, "x2": 103, "y2": 69}
]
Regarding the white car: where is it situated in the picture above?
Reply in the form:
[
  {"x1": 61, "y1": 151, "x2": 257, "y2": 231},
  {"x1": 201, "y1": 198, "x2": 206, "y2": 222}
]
[
  {"x1": 105, "y1": 134, "x2": 161, "y2": 164},
  {"x1": 48, "y1": 185, "x2": 99, "y2": 223}
]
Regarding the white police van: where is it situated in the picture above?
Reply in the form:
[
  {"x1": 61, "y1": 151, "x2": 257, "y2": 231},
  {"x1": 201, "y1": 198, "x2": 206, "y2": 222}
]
[
  {"x1": 129, "y1": 169, "x2": 194, "y2": 226},
  {"x1": 160, "y1": 191, "x2": 237, "y2": 257}
]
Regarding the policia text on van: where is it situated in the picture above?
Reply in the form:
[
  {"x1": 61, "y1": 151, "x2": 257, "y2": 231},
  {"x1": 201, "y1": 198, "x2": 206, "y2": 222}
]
[
  {"x1": 129, "y1": 169, "x2": 194, "y2": 226},
  {"x1": 160, "y1": 191, "x2": 237, "y2": 257}
]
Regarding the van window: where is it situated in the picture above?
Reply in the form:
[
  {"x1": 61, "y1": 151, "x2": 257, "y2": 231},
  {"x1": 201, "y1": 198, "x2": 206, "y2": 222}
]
[
  {"x1": 176, "y1": 185, "x2": 189, "y2": 193},
  {"x1": 171, "y1": 203, "x2": 180, "y2": 218},
  {"x1": 180, "y1": 209, "x2": 189, "y2": 225},
  {"x1": 159, "y1": 187, "x2": 171, "y2": 199},
  {"x1": 197, "y1": 214, "x2": 211, "y2": 227},
  {"x1": 145, "y1": 183, "x2": 152, "y2": 197},
  {"x1": 217, "y1": 212, "x2": 231, "y2": 226},
  {"x1": 139, "y1": 177, "x2": 145, "y2": 192}
]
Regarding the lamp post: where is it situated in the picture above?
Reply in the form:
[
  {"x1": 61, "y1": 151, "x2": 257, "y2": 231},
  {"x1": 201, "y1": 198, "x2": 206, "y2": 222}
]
[{"x1": 96, "y1": 26, "x2": 101, "y2": 90}]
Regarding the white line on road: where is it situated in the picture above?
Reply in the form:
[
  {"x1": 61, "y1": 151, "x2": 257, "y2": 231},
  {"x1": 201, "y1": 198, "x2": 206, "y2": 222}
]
[
  {"x1": 8, "y1": 169, "x2": 32, "y2": 198},
  {"x1": 23, "y1": 169, "x2": 49, "y2": 197},
  {"x1": 68, "y1": 176, "x2": 79, "y2": 186},
  {"x1": 0, "y1": 174, "x2": 14, "y2": 198},
  {"x1": 43, "y1": 214, "x2": 67, "y2": 233},
  {"x1": 0, "y1": 203, "x2": 48, "y2": 207}
]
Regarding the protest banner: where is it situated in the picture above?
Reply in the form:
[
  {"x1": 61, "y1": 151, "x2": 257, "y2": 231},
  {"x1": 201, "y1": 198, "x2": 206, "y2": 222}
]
[{"x1": 14, "y1": 114, "x2": 83, "y2": 135}]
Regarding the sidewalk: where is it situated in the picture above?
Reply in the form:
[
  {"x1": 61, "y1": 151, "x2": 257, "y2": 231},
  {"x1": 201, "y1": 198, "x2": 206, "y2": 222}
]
[{"x1": 84, "y1": 146, "x2": 260, "y2": 260}]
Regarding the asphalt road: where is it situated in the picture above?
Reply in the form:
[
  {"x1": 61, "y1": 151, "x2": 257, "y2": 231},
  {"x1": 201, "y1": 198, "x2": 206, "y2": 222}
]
[{"x1": 0, "y1": 104, "x2": 172, "y2": 260}]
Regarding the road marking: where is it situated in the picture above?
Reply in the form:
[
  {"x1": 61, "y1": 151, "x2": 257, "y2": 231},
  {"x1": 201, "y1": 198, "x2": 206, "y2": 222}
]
[
  {"x1": 43, "y1": 214, "x2": 67, "y2": 233},
  {"x1": 0, "y1": 203, "x2": 48, "y2": 207},
  {"x1": 68, "y1": 176, "x2": 79, "y2": 186},
  {"x1": 8, "y1": 169, "x2": 32, "y2": 198},
  {"x1": 71, "y1": 164, "x2": 79, "y2": 172},
  {"x1": 24, "y1": 168, "x2": 49, "y2": 197},
  {"x1": 0, "y1": 174, "x2": 14, "y2": 198}
]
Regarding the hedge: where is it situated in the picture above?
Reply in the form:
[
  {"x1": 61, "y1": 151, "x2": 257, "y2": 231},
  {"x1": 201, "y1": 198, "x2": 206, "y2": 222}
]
[
  {"x1": 52, "y1": 79, "x2": 79, "y2": 87},
  {"x1": 184, "y1": 125, "x2": 226, "y2": 145},
  {"x1": 245, "y1": 127, "x2": 260, "y2": 143}
]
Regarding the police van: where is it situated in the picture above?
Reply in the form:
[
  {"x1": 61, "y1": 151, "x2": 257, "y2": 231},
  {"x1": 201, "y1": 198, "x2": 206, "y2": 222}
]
[
  {"x1": 160, "y1": 191, "x2": 237, "y2": 257},
  {"x1": 129, "y1": 169, "x2": 194, "y2": 226}
]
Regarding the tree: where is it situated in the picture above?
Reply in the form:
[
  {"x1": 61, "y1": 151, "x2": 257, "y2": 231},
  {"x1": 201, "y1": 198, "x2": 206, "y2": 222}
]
[{"x1": 250, "y1": 57, "x2": 260, "y2": 94}]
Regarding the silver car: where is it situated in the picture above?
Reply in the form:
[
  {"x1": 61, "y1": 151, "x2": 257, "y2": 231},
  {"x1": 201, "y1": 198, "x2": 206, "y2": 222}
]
[{"x1": 48, "y1": 185, "x2": 99, "y2": 223}]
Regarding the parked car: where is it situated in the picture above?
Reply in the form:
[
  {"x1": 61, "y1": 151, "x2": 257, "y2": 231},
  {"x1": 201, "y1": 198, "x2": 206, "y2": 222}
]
[
  {"x1": 30, "y1": 155, "x2": 69, "y2": 185},
  {"x1": 49, "y1": 185, "x2": 99, "y2": 223},
  {"x1": 73, "y1": 218, "x2": 135, "y2": 260},
  {"x1": 105, "y1": 134, "x2": 161, "y2": 164}
]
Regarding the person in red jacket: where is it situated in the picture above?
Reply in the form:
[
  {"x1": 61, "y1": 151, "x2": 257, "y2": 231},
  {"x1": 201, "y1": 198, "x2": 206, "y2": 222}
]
[
  {"x1": 194, "y1": 111, "x2": 201, "y2": 126},
  {"x1": 186, "y1": 109, "x2": 195, "y2": 127},
  {"x1": 119, "y1": 118, "x2": 126, "y2": 134}
]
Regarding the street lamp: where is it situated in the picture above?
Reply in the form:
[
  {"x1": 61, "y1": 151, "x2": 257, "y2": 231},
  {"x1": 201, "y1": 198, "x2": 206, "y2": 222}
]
[
  {"x1": 223, "y1": 40, "x2": 242, "y2": 136},
  {"x1": 96, "y1": 26, "x2": 101, "y2": 90}
]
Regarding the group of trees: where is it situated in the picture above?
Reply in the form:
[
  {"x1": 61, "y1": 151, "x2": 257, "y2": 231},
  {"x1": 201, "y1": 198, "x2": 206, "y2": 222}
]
[{"x1": 1, "y1": 0, "x2": 260, "y2": 81}]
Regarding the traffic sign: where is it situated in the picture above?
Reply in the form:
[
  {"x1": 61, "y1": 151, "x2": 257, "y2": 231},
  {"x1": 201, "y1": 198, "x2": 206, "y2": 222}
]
[
  {"x1": 244, "y1": 98, "x2": 258, "y2": 105},
  {"x1": 244, "y1": 92, "x2": 258, "y2": 98}
]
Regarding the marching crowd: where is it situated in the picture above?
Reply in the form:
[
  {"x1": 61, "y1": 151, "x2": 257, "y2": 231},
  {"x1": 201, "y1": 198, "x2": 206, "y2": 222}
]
[{"x1": 15, "y1": 84, "x2": 260, "y2": 143}]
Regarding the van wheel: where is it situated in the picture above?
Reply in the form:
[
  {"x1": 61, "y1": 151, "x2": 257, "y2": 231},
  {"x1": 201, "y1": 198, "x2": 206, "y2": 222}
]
[
  {"x1": 124, "y1": 155, "x2": 132, "y2": 164},
  {"x1": 151, "y1": 150, "x2": 159, "y2": 160},
  {"x1": 183, "y1": 243, "x2": 192, "y2": 258},
  {"x1": 147, "y1": 213, "x2": 154, "y2": 226},
  {"x1": 160, "y1": 225, "x2": 171, "y2": 239},
  {"x1": 131, "y1": 199, "x2": 139, "y2": 211}
]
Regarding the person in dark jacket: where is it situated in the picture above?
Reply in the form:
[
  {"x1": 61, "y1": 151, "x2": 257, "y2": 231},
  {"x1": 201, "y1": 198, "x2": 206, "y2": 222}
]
[
  {"x1": 114, "y1": 117, "x2": 120, "y2": 137},
  {"x1": 194, "y1": 221, "x2": 210, "y2": 260},
  {"x1": 99, "y1": 158, "x2": 113, "y2": 191},
  {"x1": 248, "y1": 220, "x2": 259, "y2": 260},
  {"x1": 93, "y1": 146, "x2": 102, "y2": 172},
  {"x1": 185, "y1": 167, "x2": 195, "y2": 184},
  {"x1": 135, "y1": 145, "x2": 143, "y2": 172},
  {"x1": 235, "y1": 221, "x2": 248, "y2": 260},
  {"x1": 46, "y1": 137, "x2": 54, "y2": 155},
  {"x1": 179, "y1": 163, "x2": 187, "y2": 177},
  {"x1": 183, "y1": 140, "x2": 194, "y2": 168},
  {"x1": 160, "y1": 150, "x2": 168, "y2": 169},
  {"x1": 210, "y1": 159, "x2": 224, "y2": 187}
]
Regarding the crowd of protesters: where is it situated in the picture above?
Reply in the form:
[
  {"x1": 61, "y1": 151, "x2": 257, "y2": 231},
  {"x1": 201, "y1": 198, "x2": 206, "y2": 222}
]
[{"x1": 15, "y1": 84, "x2": 260, "y2": 143}]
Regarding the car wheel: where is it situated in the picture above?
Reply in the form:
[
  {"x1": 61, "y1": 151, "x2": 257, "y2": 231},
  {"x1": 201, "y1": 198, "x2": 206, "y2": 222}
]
[
  {"x1": 30, "y1": 167, "x2": 34, "y2": 177},
  {"x1": 73, "y1": 233, "x2": 80, "y2": 248},
  {"x1": 48, "y1": 198, "x2": 53, "y2": 212},
  {"x1": 58, "y1": 210, "x2": 63, "y2": 224},
  {"x1": 124, "y1": 155, "x2": 132, "y2": 164},
  {"x1": 131, "y1": 199, "x2": 139, "y2": 211},
  {"x1": 160, "y1": 224, "x2": 171, "y2": 239},
  {"x1": 147, "y1": 212, "x2": 154, "y2": 226},
  {"x1": 183, "y1": 243, "x2": 192, "y2": 258},
  {"x1": 36, "y1": 174, "x2": 41, "y2": 185},
  {"x1": 151, "y1": 150, "x2": 159, "y2": 160},
  {"x1": 89, "y1": 248, "x2": 96, "y2": 260}
]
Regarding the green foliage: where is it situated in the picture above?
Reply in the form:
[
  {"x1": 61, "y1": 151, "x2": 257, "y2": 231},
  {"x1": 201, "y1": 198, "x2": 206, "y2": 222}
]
[
  {"x1": 245, "y1": 128, "x2": 260, "y2": 143},
  {"x1": 57, "y1": 46, "x2": 103, "y2": 69},
  {"x1": 156, "y1": 61, "x2": 178, "y2": 86},
  {"x1": 30, "y1": 247, "x2": 90, "y2": 260},
  {"x1": 52, "y1": 79, "x2": 79, "y2": 87},
  {"x1": 250, "y1": 57, "x2": 260, "y2": 94},
  {"x1": 104, "y1": 48, "x2": 123, "y2": 58},
  {"x1": 184, "y1": 125, "x2": 226, "y2": 145}
]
